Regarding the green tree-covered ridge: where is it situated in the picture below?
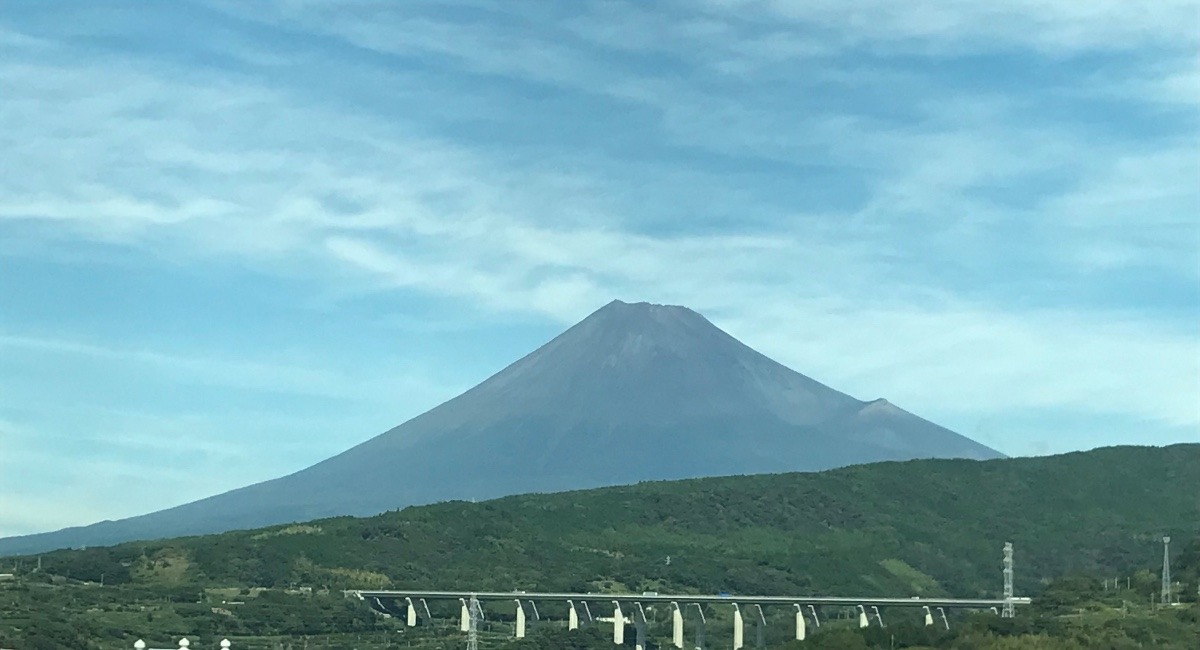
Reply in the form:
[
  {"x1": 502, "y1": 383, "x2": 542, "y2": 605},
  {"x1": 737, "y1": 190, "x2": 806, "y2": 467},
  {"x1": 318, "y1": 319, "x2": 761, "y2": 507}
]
[{"x1": 15, "y1": 444, "x2": 1197, "y2": 601}]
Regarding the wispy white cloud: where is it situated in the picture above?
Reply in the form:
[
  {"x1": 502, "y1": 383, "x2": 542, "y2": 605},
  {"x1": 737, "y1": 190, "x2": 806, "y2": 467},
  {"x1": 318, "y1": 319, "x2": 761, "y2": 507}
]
[
  {"x1": 2, "y1": 9, "x2": 1195, "y2": 422},
  {"x1": 695, "y1": 0, "x2": 1200, "y2": 54},
  {"x1": 0, "y1": 332, "x2": 453, "y2": 404},
  {"x1": 0, "y1": 1, "x2": 1197, "y2": 537},
  {"x1": 725, "y1": 302, "x2": 1200, "y2": 429}
]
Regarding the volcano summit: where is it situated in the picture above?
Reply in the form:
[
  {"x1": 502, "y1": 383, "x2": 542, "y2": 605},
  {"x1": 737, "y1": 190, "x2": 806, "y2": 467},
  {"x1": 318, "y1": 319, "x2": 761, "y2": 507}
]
[{"x1": 0, "y1": 300, "x2": 1001, "y2": 555}]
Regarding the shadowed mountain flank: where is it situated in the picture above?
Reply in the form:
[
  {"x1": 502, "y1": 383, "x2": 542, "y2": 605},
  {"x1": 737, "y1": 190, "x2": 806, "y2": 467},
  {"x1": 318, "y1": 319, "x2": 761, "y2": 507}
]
[{"x1": 0, "y1": 300, "x2": 1001, "y2": 555}]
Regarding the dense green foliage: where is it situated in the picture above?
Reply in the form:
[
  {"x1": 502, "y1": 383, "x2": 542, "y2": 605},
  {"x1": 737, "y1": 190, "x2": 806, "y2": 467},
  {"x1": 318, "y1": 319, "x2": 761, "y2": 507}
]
[{"x1": 2, "y1": 444, "x2": 1196, "y2": 648}]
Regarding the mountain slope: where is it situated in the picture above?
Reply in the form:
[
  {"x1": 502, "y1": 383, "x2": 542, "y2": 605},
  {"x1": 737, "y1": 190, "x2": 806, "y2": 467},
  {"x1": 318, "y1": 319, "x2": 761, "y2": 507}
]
[
  {"x1": 0, "y1": 300, "x2": 1001, "y2": 555},
  {"x1": 15, "y1": 445, "x2": 1199, "y2": 602}
]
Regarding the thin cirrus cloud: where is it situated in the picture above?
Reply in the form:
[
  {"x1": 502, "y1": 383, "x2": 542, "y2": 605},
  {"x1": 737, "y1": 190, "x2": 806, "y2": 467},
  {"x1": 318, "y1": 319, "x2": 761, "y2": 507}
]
[{"x1": 0, "y1": 0, "x2": 1197, "y2": 536}]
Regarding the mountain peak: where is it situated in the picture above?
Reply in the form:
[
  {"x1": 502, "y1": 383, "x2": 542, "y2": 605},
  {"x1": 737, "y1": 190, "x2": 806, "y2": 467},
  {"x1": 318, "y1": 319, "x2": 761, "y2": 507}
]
[
  {"x1": 550, "y1": 299, "x2": 725, "y2": 364},
  {"x1": 592, "y1": 299, "x2": 703, "y2": 323},
  {"x1": 0, "y1": 299, "x2": 1004, "y2": 555}
]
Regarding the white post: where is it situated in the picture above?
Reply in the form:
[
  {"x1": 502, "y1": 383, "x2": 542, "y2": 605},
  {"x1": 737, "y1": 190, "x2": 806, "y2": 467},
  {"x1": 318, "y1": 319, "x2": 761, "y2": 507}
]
[
  {"x1": 405, "y1": 597, "x2": 417, "y2": 627},
  {"x1": 794, "y1": 604, "x2": 806, "y2": 640},
  {"x1": 178, "y1": 640, "x2": 190, "y2": 650},
  {"x1": 460, "y1": 598, "x2": 470, "y2": 632},
  {"x1": 569, "y1": 600, "x2": 580, "y2": 630},
  {"x1": 515, "y1": 599, "x2": 527, "y2": 639},
  {"x1": 613, "y1": 601, "x2": 625, "y2": 645},
  {"x1": 732, "y1": 603, "x2": 744, "y2": 650},
  {"x1": 134, "y1": 642, "x2": 146, "y2": 650},
  {"x1": 857, "y1": 605, "x2": 869, "y2": 628},
  {"x1": 220, "y1": 641, "x2": 231, "y2": 650},
  {"x1": 923, "y1": 606, "x2": 934, "y2": 627},
  {"x1": 670, "y1": 601, "x2": 684, "y2": 649}
]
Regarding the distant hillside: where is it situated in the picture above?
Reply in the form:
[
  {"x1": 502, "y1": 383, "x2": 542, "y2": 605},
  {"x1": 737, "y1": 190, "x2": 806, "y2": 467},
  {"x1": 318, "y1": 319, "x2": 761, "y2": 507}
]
[
  {"x1": 1, "y1": 300, "x2": 1001, "y2": 555},
  {"x1": 14, "y1": 444, "x2": 1197, "y2": 601}
]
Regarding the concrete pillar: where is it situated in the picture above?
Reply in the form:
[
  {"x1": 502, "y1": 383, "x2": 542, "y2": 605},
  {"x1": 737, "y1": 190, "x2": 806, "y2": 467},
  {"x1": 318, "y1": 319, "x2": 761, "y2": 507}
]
[
  {"x1": 937, "y1": 607, "x2": 950, "y2": 630},
  {"x1": 405, "y1": 597, "x2": 417, "y2": 627},
  {"x1": 690, "y1": 603, "x2": 707, "y2": 650},
  {"x1": 515, "y1": 600, "x2": 527, "y2": 639},
  {"x1": 460, "y1": 598, "x2": 470, "y2": 632},
  {"x1": 808, "y1": 604, "x2": 820, "y2": 628},
  {"x1": 582, "y1": 601, "x2": 594, "y2": 627},
  {"x1": 633, "y1": 603, "x2": 648, "y2": 650},
  {"x1": 871, "y1": 606, "x2": 884, "y2": 628},
  {"x1": 794, "y1": 604, "x2": 806, "y2": 640},
  {"x1": 569, "y1": 600, "x2": 580, "y2": 630},
  {"x1": 613, "y1": 601, "x2": 625, "y2": 645},
  {"x1": 923, "y1": 606, "x2": 933, "y2": 627},
  {"x1": 732, "y1": 604, "x2": 744, "y2": 650},
  {"x1": 670, "y1": 601, "x2": 684, "y2": 649},
  {"x1": 752, "y1": 604, "x2": 766, "y2": 649},
  {"x1": 857, "y1": 605, "x2": 869, "y2": 628},
  {"x1": 527, "y1": 600, "x2": 540, "y2": 630}
]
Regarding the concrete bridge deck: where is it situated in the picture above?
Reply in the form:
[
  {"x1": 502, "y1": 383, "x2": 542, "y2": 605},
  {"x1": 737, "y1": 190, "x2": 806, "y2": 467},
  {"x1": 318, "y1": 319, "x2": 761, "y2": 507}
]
[
  {"x1": 349, "y1": 588, "x2": 1031, "y2": 649},
  {"x1": 350, "y1": 588, "x2": 1029, "y2": 609}
]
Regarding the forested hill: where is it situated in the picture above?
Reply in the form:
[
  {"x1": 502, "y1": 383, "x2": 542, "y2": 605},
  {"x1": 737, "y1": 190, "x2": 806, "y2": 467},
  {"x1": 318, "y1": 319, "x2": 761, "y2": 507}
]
[{"x1": 12, "y1": 444, "x2": 1199, "y2": 600}]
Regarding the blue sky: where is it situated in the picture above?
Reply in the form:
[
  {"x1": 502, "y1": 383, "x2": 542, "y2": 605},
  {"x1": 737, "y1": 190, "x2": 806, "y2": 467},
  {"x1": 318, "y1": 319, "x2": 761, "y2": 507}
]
[{"x1": 1, "y1": 1, "x2": 1198, "y2": 539}]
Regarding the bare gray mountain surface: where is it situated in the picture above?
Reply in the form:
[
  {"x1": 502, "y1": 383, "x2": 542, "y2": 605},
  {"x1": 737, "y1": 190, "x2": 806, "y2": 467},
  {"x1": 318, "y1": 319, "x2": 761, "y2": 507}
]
[{"x1": 0, "y1": 300, "x2": 1001, "y2": 555}]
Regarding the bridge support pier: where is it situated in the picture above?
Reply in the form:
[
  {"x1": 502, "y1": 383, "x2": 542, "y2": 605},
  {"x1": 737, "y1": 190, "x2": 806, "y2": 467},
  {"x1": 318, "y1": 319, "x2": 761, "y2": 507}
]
[
  {"x1": 871, "y1": 605, "x2": 884, "y2": 628},
  {"x1": 938, "y1": 607, "x2": 950, "y2": 630},
  {"x1": 459, "y1": 598, "x2": 470, "y2": 632},
  {"x1": 613, "y1": 601, "x2": 625, "y2": 645},
  {"x1": 670, "y1": 601, "x2": 684, "y2": 649},
  {"x1": 633, "y1": 603, "x2": 648, "y2": 650},
  {"x1": 568, "y1": 600, "x2": 579, "y2": 630},
  {"x1": 581, "y1": 601, "x2": 594, "y2": 627},
  {"x1": 404, "y1": 597, "x2": 417, "y2": 627},
  {"x1": 857, "y1": 605, "x2": 869, "y2": 628},
  {"x1": 732, "y1": 603, "x2": 744, "y2": 650},
  {"x1": 752, "y1": 604, "x2": 766, "y2": 648},
  {"x1": 689, "y1": 603, "x2": 707, "y2": 650},
  {"x1": 808, "y1": 604, "x2": 820, "y2": 629},
  {"x1": 794, "y1": 604, "x2": 806, "y2": 640},
  {"x1": 514, "y1": 600, "x2": 527, "y2": 639},
  {"x1": 923, "y1": 606, "x2": 933, "y2": 627},
  {"x1": 527, "y1": 600, "x2": 540, "y2": 630}
]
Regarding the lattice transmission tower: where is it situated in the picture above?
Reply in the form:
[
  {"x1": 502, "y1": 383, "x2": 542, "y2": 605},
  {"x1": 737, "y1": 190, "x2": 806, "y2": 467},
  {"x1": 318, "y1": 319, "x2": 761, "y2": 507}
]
[
  {"x1": 1002, "y1": 542, "x2": 1015, "y2": 618},
  {"x1": 1161, "y1": 537, "x2": 1172, "y2": 606}
]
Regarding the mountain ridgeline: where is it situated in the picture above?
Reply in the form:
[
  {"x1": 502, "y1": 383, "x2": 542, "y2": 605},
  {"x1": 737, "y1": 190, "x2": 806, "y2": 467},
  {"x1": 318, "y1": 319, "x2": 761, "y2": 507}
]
[
  {"x1": 13, "y1": 445, "x2": 1199, "y2": 602},
  {"x1": 0, "y1": 300, "x2": 1001, "y2": 555}
]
